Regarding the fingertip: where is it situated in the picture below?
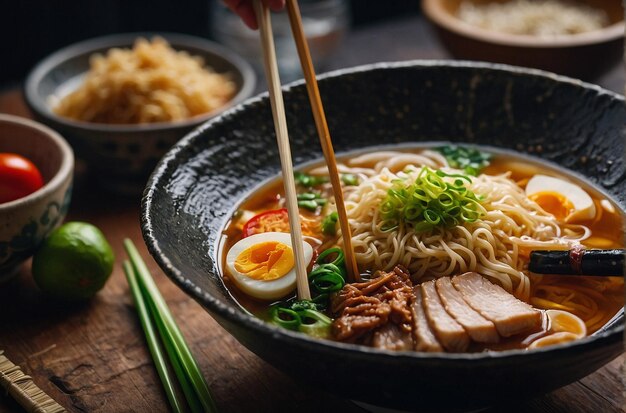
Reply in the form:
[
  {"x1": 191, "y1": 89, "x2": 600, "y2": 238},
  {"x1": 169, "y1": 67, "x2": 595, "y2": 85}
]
[
  {"x1": 267, "y1": 0, "x2": 285, "y2": 12},
  {"x1": 237, "y1": 2, "x2": 259, "y2": 30}
]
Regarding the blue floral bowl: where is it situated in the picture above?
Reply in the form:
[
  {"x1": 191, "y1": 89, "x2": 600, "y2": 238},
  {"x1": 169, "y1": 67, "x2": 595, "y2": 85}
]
[{"x1": 0, "y1": 114, "x2": 74, "y2": 282}]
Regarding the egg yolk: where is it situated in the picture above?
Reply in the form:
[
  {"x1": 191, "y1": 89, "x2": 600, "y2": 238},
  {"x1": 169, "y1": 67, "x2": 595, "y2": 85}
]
[
  {"x1": 529, "y1": 191, "x2": 573, "y2": 221},
  {"x1": 234, "y1": 241, "x2": 294, "y2": 281},
  {"x1": 550, "y1": 312, "x2": 585, "y2": 336}
]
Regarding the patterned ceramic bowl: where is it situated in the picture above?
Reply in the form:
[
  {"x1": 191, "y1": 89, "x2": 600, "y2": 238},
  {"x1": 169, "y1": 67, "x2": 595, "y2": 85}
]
[
  {"x1": 0, "y1": 114, "x2": 74, "y2": 282},
  {"x1": 24, "y1": 32, "x2": 255, "y2": 194}
]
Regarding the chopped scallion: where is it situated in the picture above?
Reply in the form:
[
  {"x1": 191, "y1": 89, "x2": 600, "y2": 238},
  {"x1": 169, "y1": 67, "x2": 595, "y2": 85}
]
[
  {"x1": 321, "y1": 212, "x2": 339, "y2": 235},
  {"x1": 294, "y1": 171, "x2": 328, "y2": 187},
  {"x1": 380, "y1": 167, "x2": 485, "y2": 233},
  {"x1": 297, "y1": 192, "x2": 327, "y2": 211},
  {"x1": 436, "y1": 145, "x2": 491, "y2": 176}
]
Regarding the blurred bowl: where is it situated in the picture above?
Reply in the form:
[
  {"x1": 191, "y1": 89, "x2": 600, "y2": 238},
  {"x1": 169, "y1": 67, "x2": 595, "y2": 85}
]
[
  {"x1": 0, "y1": 114, "x2": 74, "y2": 281},
  {"x1": 142, "y1": 61, "x2": 625, "y2": 412},
  {"x1": 422, "y1": 0, "x2": 624, "y2": 79},
  {"x1": 24, "y1": 32, "x2": 256, "y2": 194}
]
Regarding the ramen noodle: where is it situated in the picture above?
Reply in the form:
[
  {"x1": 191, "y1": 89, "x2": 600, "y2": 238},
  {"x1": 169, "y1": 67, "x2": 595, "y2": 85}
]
[
  {"x1": 219, "y1": 147, "x2": 624, "y2": 352},
  {"x1": 54, "y1": 37, "x2": 237, "y2": 124}
]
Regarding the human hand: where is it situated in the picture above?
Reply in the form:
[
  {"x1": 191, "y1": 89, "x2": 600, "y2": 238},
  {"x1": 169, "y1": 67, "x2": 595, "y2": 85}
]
[{"x1": 223, "y1": 0, "x2": 286, "y2": 30}]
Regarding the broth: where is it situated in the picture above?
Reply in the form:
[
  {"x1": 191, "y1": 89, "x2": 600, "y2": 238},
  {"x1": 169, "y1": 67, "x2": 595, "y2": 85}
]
[{"x1": 219, "y1": 147, "x2": 624, "y2": 350}]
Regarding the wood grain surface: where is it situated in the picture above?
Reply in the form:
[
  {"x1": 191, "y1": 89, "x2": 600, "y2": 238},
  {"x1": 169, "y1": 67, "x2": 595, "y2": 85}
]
[{"x1": 0, "y1": 15, "x2": 624, "y2": 413}]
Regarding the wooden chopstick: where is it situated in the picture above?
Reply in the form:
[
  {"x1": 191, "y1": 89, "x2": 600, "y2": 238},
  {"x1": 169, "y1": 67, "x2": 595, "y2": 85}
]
[
  {"x1": 253, "y1": 0, "x2": 312, "y2": 299},
  {"x1": 284, "y1": 0, "x2": 360, "y2": 282}
]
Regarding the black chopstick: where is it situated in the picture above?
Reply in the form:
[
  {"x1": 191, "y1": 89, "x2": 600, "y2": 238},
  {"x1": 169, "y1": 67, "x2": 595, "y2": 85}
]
[{"x1": 529, "y1": 249, "x2": 625, "y2": 276}]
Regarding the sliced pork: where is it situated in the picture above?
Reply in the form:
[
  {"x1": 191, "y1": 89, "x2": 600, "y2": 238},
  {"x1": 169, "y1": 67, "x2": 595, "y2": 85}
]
[
  {"x1": 410, "y1": 287, "x2": 443, "y2": 352},
  {"x1": 421, "y1": 280, "x2": 470, "y2": 352},
  {"x1": 332, "y1": 269, "x2": 544, "y2": 352},
  {"x1": 435, "y1": 277, "x2": 499, "y2": 343},
  {"x1": 451, "y1": 272, "x2": 542, "y2": 337},
  {"x1": 371, "y1": 324, "x2": 414, "y2": 351}
]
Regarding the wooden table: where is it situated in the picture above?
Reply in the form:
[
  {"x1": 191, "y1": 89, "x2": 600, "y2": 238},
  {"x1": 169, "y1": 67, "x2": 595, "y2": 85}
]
[{"x1": 1, "y1": 15, "x2": 624, "y2": 413}]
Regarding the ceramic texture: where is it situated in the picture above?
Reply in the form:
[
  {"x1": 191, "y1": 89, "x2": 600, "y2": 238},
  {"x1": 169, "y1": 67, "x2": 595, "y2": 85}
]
[
  {"x1": 0, "y1": 115, "x2": 74, "y2": 280},
  {"x1": 141, "y1": 61, "x2": 625, "y2": 411},
  {"x1": 24, "y1": 32, "x2": 256, "y2": 194}
]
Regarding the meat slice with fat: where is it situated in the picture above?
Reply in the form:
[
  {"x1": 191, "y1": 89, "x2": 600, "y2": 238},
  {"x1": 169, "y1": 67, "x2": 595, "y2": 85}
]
[
  {"x1": 435, "y1": 277, "x2": 499, "y2": 343},
  {"x1": 371, "y1": 323, "x2": 414, "y2": 351},
  {"x1": 452, "y1": 272, "x2": 541, "y2": 337},
  {"x1": 421, "y1": 280, "x2": 470, "y2": 352},
  {"x1": 410, "y1": 286, "x2": 443, "y2": 352}
]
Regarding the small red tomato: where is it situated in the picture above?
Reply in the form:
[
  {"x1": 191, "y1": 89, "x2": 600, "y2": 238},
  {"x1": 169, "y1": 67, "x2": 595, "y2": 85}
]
[{"x1": 0, "y1": 153, "x2": 44, "y2": 204}]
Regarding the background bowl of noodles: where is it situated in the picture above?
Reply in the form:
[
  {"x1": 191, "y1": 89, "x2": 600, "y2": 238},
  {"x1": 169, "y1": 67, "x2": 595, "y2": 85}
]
[
  {"x1": 141, "y1": 61, "x2": 624, "y2": 412},
  {"x1": 25, "y1": 32, "x2": 256, "y2": 194},
  {"x1": 422, "y1": 0, "x2": 625, "y2": 80}
]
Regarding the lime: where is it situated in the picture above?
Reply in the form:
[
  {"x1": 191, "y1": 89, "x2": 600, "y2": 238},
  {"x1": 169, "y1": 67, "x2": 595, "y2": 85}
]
[{"x1": 32, "y1": 222, "x2": 114, "y2": 300}]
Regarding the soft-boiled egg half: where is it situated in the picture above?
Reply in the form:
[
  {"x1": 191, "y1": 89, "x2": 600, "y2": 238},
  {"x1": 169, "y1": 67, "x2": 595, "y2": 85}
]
[
  {"x1": 225, "y1": 232, "x2": 313, "y2": 300},
  {"x1": 525, "y1": 175, "x2": 595, "y2": 223}
]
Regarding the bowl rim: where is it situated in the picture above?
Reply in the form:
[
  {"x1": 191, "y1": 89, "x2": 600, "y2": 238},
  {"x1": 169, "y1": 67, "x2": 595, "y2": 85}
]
[
  {"x1": 0, "y1": 114, "x2": 74, "y2": 210},
  {"x1": 142, "y1": 60, "x2": 624, "y2": 363},
  {"x1": 24, "y1": 31, "x2": 257, "y2": 133},
  {"x1": 421, "y1": 0, "x2": 625, "y2": 48}
]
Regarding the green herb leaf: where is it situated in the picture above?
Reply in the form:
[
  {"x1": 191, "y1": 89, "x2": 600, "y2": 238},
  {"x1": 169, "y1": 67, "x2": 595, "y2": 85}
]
[
  {"x1": 436, "y1": 145, "x2": 491, "y2": 176},
  {"x1": 380, "y1": 167, "x2": 485, "y2": 233}
]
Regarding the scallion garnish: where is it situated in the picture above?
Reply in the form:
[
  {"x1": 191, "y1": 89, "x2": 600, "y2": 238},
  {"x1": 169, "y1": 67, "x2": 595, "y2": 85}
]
[
  {"x1": 270, "y1": 248, "x2": 347, "y2": 337},
  {"x1": 436, "y1": 145, "x2": 491, "y2": 176},
  {"x1": 294, "y1": 171, "x2": 359, "y2": 187},
  {"x1": 294, "y1": 171, "x2": 328, "y2": 187},
  {"x1": 321, "y1": 212, "x2": 339, "y2": 235},
  {"x1": 380, "y1": 167, "x2": 485, "y2": 232},
  {"x1": 341, "y1": 173, "x2": 359, "y2": 186},
  {"x1": 270, "y1": 300, "x2": 332, "y2": 338},
  {"x1": 297, "y1": 192, "x2": 327, "y2": 211},
  {"x1": 307, "y1": 247, "x2": 346, "y2": 308}
]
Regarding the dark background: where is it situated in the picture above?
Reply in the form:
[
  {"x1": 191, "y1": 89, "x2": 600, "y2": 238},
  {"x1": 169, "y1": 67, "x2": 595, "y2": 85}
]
[{"x1": 1, "y1": 0, "x2": 421, "y2": 87}]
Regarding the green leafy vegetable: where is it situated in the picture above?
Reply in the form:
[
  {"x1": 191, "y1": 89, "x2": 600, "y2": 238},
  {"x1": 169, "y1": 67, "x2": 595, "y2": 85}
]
[
  {"x1": 321, "y1": 212, "x2": 339, "y2": 235},
  {"x1": 436, "y1": 145, "x2": 491, "y2": 176},
  {"x1": 294, "y1": 171, "x2": 328, "y2": 187},
  {"x1": 297, "y1": 192, "x2": 327, "y2": 211},
  {"x1": 380, "y1": 167, "x2": 485, "y2": 232}
]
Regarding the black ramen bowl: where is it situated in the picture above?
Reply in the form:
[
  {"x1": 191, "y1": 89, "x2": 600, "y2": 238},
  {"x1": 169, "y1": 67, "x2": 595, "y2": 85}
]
[{"x1": 141, "y1": 61, "x2": 625, "y2": 412}]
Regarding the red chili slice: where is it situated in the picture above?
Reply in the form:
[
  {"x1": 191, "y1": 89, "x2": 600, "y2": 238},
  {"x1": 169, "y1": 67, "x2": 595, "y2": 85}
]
[{"x1": 242, "y1": 208, "x2": 290, "y2": 237}]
